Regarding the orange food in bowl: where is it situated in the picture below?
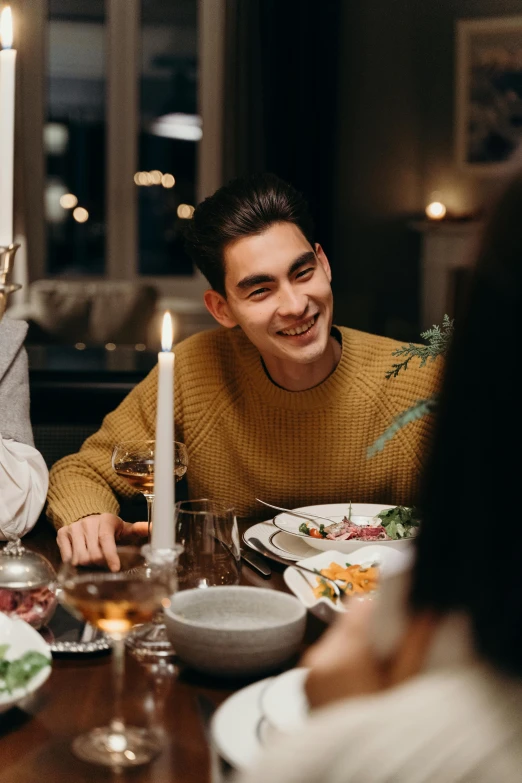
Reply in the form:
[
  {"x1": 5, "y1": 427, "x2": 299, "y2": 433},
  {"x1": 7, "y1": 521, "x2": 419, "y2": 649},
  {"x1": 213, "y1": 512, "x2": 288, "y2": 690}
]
[{"x1": 313, "y1": 562, "x2": 379, "y2": 601}]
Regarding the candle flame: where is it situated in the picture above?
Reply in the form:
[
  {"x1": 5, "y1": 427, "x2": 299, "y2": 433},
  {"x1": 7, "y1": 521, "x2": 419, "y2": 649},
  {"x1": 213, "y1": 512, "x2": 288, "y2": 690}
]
[
  {"x1": 161, "y1": 312, "x2": 173, "y2": 352},
  {"x1": 1, "y1": 6, "x2": 13, "y2": 50}
]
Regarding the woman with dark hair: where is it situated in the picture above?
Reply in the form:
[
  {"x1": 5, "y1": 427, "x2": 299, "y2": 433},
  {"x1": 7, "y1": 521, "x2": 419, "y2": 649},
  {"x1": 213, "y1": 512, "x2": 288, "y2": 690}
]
[{"x1": 236, "y1": 175, "x2": 522, "y2": 782}]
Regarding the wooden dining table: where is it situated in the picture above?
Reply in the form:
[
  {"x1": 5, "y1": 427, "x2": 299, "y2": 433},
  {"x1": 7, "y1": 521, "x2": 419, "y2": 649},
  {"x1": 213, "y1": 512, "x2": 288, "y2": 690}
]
[{"x1": 0, "y1": 517, "x2": 325, "y2": 783}]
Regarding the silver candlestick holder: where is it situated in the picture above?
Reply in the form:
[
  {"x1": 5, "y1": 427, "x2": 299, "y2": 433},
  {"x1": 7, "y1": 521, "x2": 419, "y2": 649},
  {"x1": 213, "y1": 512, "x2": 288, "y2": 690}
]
[{"x1": 0, "y1": 243, "x2": 22, "y2": 322}]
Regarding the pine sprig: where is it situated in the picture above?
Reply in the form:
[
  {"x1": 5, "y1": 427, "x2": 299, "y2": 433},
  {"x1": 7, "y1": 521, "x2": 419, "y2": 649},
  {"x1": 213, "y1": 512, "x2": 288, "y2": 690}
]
[
  {"x1": 367, "y1": 396, "x2": 439, "y2": 457},
  {"x1": 385, "y1": 315, "x2": 454, "y2": 380}
]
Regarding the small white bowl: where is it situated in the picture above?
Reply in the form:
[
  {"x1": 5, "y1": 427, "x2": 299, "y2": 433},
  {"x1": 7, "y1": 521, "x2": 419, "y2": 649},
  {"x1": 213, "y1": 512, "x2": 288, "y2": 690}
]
[
  {"x1": 164, "y1": 586, "x2": 306, "y2": 677},
  {"x1": 284, "y1": 545, "x2": 412, "y2": 623}
]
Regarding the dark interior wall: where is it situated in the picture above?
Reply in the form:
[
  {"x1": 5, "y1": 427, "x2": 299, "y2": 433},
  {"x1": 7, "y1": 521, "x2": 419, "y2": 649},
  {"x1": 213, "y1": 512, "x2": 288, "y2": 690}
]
[
  {"x1": 415, "y1": 0, "x2": 522, "y2": 213},
  {"x1": 332, "y1": 0, "x2": 422, "y2": 338},
  {"x1": 332, "y1": 0, "x2": 522, "y2": 339}
]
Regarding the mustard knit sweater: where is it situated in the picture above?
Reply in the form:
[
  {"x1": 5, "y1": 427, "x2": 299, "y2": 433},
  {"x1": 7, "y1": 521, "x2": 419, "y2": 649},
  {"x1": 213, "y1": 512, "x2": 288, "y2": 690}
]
[{"x1": 47, "y1": 326, "x2": 443, "y2": 527}]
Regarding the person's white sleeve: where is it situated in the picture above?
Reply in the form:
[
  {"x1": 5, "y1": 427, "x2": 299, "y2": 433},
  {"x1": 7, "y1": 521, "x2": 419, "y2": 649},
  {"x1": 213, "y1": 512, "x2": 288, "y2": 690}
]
[{"x1": 0, "y1": 437, "x2": 49, "y2": 540}]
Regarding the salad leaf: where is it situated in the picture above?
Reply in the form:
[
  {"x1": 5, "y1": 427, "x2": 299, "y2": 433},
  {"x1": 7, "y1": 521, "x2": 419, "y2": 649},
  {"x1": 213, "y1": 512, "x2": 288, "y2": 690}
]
[
  {"x1": 0, "y1": 647, "x2": 51, "y2": 695},
  {"x1": 0, "y1": 644, "x2": 9, "y2": 659},
  {"x1": 377, "y1": 506, "x2": 420, "y2": 540}
]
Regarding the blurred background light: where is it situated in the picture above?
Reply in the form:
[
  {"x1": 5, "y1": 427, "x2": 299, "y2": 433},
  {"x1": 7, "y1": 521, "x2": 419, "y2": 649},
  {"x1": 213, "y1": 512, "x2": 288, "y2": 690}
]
[
  {"x1": 149, "y1": 113, "x2": 202, "y2": 142},
  {"x1": 177, "y1": 204, "x2": 195, "y2": 219},
  {"x1": 161, "y1": 173, "x2": 175, "y2": 188},
  {"x1": 59, "y1": 193, "x2": 78, "y2": 209},
  {"x1": 72, "y1": 206, "x2": 89, "y2": 223},
  {"x1": 44, "y1": 122, "x2": 69, "y2": 156},
  {"x1": 425, "y1": 201, "x2": 447, "y2": 220}
]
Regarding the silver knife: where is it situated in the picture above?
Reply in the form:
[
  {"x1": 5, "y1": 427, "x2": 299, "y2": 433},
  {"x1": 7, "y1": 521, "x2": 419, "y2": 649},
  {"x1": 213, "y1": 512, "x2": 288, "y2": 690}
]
[
  {"x1": 212, "y1": 530, "x2": 272, "y2": 577},
  {"x1": 80, "y1": 623, "x2": 98, "y2": 642},
  {"x1": 241, "y1": 547, "x2": 271, "y2": 577}
]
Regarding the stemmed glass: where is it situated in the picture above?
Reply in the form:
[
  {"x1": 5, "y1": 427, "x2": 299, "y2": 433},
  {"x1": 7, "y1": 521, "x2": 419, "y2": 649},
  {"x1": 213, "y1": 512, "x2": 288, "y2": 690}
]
[
  {"x1": 112, "y1": 439, "x2": 188, "y2": 539},
  {"x1": 56, "y1": 545, "x2": 181, "y2": 767}
]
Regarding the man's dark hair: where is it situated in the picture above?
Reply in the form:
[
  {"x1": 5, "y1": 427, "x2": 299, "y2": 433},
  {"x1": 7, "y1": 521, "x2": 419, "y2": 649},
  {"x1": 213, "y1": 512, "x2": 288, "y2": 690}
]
[{"x1": 184, "y1": 173, "x2": 315, "y2": 296}]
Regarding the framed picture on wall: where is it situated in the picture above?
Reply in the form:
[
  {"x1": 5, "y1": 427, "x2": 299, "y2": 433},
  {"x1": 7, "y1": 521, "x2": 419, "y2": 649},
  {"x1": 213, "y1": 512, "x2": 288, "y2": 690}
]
[{"x1": 456, "y1": 16, "x2": 522, "y2": 173}]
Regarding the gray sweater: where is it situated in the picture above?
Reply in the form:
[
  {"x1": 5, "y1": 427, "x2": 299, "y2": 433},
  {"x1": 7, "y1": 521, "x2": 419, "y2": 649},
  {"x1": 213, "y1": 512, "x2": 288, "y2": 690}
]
[{"x1": 0, "y1": 318, "x2": 34, "y2": 446}]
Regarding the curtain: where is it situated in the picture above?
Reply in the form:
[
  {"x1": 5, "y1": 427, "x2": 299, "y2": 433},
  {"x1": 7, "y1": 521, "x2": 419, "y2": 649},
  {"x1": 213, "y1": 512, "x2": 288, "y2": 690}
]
[
  {"x1": 12, "y1": 0, "x2": 47, "y2": 304},
  {"x1": 222, "y1": 0, "x2": 266, "y2": 181},
  {"x1": 222, "y1": 0, "x2": 342, "y2": 255}
]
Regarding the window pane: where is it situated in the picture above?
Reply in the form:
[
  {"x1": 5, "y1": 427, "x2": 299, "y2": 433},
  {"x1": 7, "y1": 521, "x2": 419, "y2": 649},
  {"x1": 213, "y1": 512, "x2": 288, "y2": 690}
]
[
  {"x1": 46, "y1": 0, "x2": 106, "y2": 275},
  {"x1": 138, "y1": 0, "x2": 198, "y2": 276}
]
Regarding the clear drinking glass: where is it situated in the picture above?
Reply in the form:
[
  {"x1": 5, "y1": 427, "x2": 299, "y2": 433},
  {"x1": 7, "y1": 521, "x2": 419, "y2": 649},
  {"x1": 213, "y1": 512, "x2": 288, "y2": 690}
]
[
  {"x1": 56, "y1": 546, "x2": 180, "y2": 767},
  {"x1": 175, "y1": 500, "x2": 241, "y2": 591},
  {"x1": 112, "y1": 439, "x2": 188, "y2": 538}
]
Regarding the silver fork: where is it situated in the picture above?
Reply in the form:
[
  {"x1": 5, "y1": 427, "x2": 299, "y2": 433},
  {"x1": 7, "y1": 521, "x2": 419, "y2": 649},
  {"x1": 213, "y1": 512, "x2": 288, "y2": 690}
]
[{"x1": 256, "y1": 498, "x2": 335, "y2": 528}]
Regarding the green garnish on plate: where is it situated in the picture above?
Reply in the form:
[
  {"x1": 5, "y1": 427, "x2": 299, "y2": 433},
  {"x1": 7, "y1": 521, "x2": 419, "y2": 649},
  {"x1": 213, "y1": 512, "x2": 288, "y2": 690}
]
[
  {"x1": 0, "y1": 644, "x2": 51, "y2": 695},
  {"x1": 377, "y1": 506, "x2": 421, "y2": 540}
]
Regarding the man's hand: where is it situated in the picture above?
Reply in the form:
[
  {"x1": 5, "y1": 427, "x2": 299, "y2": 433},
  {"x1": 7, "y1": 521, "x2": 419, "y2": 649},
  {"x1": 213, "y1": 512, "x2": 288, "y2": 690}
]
[{"x1": 56, "y1": 513, "x2": 149, "y2": 572}]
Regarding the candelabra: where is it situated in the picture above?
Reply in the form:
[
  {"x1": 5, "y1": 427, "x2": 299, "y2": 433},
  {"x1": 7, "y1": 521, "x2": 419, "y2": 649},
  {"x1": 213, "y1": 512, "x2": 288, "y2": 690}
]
[{"x1": 0, "y1": 242, "x2": 21, "y2": 321}]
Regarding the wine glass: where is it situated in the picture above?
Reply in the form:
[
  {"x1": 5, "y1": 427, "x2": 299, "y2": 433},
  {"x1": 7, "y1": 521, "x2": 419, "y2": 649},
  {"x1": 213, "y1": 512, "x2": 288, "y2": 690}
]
[
  {"x1": 112, "y1": 440, "x2": 188, "y2": 538},
  {"x1": 175, "y1": 499, "x2": 241, "y2": 591},
  {"x1": 56, "y1": 545, "x2": 181, "y2": 767}
]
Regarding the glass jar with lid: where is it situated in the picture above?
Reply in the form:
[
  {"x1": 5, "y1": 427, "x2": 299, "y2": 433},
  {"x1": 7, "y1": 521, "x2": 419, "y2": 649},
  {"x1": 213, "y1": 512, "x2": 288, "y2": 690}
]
[{"x1": 0, "y1": 539, "x2": 57, "y2": 629}]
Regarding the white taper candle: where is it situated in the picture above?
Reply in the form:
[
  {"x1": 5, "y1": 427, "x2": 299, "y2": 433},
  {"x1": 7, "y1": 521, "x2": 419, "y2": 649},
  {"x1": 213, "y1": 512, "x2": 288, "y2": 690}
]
[
  {"x1": 0, "y1": 7, "x2": 16, "y2": 247},
  {"x1": 151, "y1": 312, "x2": 175, "y2": 550}
]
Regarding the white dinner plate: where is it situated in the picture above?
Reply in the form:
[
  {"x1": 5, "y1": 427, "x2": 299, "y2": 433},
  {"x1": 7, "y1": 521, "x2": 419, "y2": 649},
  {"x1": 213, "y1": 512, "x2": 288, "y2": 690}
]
[
  {"x1": 0, "y1": 612, "x2": 52, "y2": 713},
  {"x1": 259, "y1": 667, "x2": 309, "y2": 734},
  {"x1": 283, "y1": 545, "x2": 413, "y2": 623},
  {"x1": 273, "y1": 503, "x2": 413, "y2": 554},
  {"x1": 243, "y1": 521, "x2": 317, "y2": 562},
  {"x1": 211, "y1": 677, "x2": 274, "y2": 769}
]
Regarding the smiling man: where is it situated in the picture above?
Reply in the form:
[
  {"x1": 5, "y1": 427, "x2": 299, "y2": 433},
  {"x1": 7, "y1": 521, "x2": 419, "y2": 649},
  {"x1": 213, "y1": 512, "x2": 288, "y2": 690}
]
[
  {"x1": 203, "y1": 221, "x2": 340, "y2": 392},
  {"x1": 47, "y1": 173, "x2": 442, "y2": 568}
]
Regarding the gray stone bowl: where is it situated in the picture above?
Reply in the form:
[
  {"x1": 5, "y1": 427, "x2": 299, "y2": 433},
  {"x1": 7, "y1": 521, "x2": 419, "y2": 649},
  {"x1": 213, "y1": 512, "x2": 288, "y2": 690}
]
[{"x1": 164, "y1": 586, "x2": 307, "y2": 677}]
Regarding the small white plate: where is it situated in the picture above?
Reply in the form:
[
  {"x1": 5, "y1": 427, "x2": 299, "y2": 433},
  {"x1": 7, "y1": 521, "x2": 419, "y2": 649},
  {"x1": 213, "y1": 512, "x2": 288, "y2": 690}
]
[
  {"x1": 284, "y1": 545, "x2": 412, "y2": 623},
  {"x1": 211, "y1": 677, "x2": 273, "y2": 769},
  {"x1": 243, "y1": 521, "x2": 317, "y2": 562},
  {"x1": 0, "y1": 612, "x2": 52, "y2": 713},
  {"x1": 259, "y1": 667, "x2": 309, "y2": 734},
  {"x1": 273, "y1": 503, "x2": 413, "y2": 554}
]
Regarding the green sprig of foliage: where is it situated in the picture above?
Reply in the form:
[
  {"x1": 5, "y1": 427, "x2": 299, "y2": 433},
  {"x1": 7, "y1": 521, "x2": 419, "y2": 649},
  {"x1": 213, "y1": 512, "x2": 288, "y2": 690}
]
[
  {"x1": 385, "y1": 315, "x2": 454, "y2": 379},
  {"x1": 367, "y1": 397, "x2": 439, "y2": 457},
  {"x1": 367, "y1": 316, "x2": 453, "y2": 457}
]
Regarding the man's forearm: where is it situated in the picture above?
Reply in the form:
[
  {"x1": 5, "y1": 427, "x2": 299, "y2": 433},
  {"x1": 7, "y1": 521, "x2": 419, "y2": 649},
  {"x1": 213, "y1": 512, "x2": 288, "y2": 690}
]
[{"x1": 47, "y1": 461, "x2": 121, "y2": 529}]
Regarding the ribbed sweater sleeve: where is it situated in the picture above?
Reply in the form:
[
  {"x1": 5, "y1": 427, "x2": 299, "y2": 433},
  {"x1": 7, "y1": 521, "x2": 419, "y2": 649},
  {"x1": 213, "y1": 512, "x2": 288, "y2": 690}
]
[{"x1": 47, "y1": 367, "x2": 160, "y2": 527}]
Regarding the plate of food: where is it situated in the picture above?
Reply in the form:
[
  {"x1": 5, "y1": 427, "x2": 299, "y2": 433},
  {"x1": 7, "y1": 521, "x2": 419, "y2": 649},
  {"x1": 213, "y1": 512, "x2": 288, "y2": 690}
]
[
  {"x1": 273, "y1": 503, "x2": 419, "y2": 554},
  {"x1": 283, "y1": 545, "x2": 412, "y2": 623},
  {"x1": 243, "y1": 521, "x2": 318, "y2": 562},
  {"x1": 0, "y1": 612, "x2": 52, "y2": 713}
]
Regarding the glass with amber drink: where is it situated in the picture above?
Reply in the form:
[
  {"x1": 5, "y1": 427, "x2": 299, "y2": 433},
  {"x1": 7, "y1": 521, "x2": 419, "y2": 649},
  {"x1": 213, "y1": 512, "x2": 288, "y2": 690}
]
[
  {"x1": 56, "y1": 545, "x2": 181, "y2": 767},
  {"x1": 112, "y1": 439, "x2": 188, "y2": 538}
]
